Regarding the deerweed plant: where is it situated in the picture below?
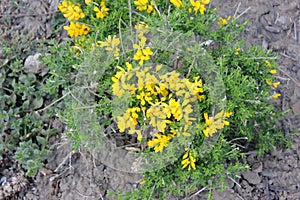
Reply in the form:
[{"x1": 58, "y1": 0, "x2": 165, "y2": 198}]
[{"x1": 51, "y1": 0, "x2": 290, "y2": 199}]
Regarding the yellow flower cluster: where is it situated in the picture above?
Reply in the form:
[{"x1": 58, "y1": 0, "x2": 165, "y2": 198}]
[
  {"x1": 63, "y1": 22, "x2": 91, "y2": 37},
  {"x1": 133, "y1": 26, "x2": 153, "y2": 66},
  {"x1": 94, "y1": 0, "x2": 109, "y2": 19},
  {"x1": 182, "y1": 148, "x2": 196, "y2": 170},
  {"x1": 265, "y1": 60, "x2": 271, "y2": 67},
  {"x1": 218, "y1": 16, "x2": 231, "y2": 26},
  {"x1": 170, "y1": 0, "x2": 184, "y2": 8},
  {"x1": 265, "y1": 60, "x2": 281, "y2": 99},
  {"x1": 117, "y1": 107, "x2": 143, "y2": 141},
  {"x1": 97, "y1": 35, "x2": 120, "y2": 57},
  {"x1": 168, "y1": 0, "x2": 210, "y2": 15},
  {"x1": 58, "y1": 1, "x2": 85, "y2": 21},
  {"x1": 235, "y1": 47, "x2": 241, "y2": 55},
  {"x1": 203, "y1": 111, "x2": 232, "y2": 137},
  {"x1": 112, "y1": 62, "x2": 205, "y2": 151},
  {"x1": 134, "y1": 0, "x2": 155, "y2": 14},
  {"x1": 70, "y1": 36, "x2": 92, "y2": 55},
  {"x1": 148, "y1": 133, "x2": 173, "y2": 152},
  {"x1": 58, "y1": 0, "x2": 110, "y2": 38},
  {"x1": 189, "y1": 0, "x2": 210, "y2": 15},
  {"x1": 266, "y1": 80, "x2": 280, "y2": 88}
]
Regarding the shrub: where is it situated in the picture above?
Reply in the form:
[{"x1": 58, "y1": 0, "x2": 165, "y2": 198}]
[{"x1": 51, "y1": 0, "x2": 290, "y2": 198}]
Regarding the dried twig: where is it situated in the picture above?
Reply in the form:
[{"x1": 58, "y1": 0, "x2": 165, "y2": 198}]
[
  {"x1": 278, "y1": 66, "x2": 300, "y2": 88},
  {"x1": 35, "y1": 91, "x2": 71, "y2": 112},
  {"x1": 233, "y1": 2, "x2": 241, "y2": 18},
  {"x1": 280, "y1": 52, "x2": 297, "y2": 62},
  {"x1": 183, "y1": 187, "x2": 207, "y2": 200}
]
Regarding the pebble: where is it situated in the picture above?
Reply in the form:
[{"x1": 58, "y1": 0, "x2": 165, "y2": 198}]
[
  {"x1": 262, "y1": 170, "x2": 278, "y2": 178},
  {"x1": 252, "y1": 162, "x2": 263, "y2": 173},
  {"x1": 243, "y1": 171, "x2": 261, "y2": 185},
  {"x1": 24, "y1": 53, "x2": 45, "y2": 74}
]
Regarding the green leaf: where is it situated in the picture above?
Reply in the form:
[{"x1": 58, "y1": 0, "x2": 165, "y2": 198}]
[
  {"x1": 32, "y1": 98, "x2": 43, "y2": 109},
  {"x1": 36, "y1": 136, "x2": 47, "y2": 146}
]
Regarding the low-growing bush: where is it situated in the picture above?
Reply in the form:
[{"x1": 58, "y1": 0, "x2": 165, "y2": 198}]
[
  {"x1": 0, "y1": 38, "x2": 56, "y2": 176},
  {"x1": 42, "y1": 0, "x2": 291, "y2": 198}
]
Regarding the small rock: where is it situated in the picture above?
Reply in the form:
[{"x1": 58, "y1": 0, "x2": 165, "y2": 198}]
[
  {"x1": 270, "y1": 148, "x2": 282, "y2": 157},
  {"x1": 252, "y1": 162, "x2": 263, "y2": 173},
  {"x1": 212, "y1": 189, "x2": 240, "y2": 200},
  {"x1": 262, "y1": 170, "x2": 278, "y2": 178},
  {"x1": 291, "y1": 102, "x2": 300, "y2": 115},
  {"x1": 276, "y1": 15, "x2": 292, "y2": 30},
  {"x1": 243, "y1": 171, "x2": 261, "y2": 185},
  {"x1": 24, "y1": 53, "x2": 46, "y2": 74}
]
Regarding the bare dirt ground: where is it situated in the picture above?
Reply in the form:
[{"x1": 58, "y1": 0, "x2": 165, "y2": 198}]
[{"x1": 0, "y1": 0, "x2": 300, "y2": 199}]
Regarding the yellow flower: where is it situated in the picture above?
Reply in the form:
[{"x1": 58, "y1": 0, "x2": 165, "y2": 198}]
[
  {"x1": 218, "y1": 16, "x2": 231, "y2": 26},
  {"x1": 272, "y1": 93, "x2": 281, "y2": 99},
  {"x1": 98, "y1": 35, "x2": 120, "y2": 57},
  {"x1": 225, "y1": 111, "x2": 233, "y2": 118},
  {"x1": 168, "y1": 98, "x2": 182, "y2": 121},
  {"x1": 201, "y1": 0, "x2": 210, "y2": 4},
  {"x1": 269, "y1": 70, "x2": 277, "y2": 74},
  {"x1": 136, "y1": 68, "x2": 147, "y2": 90},
  {"x1": 147, "y1": 1, "x2": 156, "y2": 14},
  {"x1": 265, "y1": 79, "x2": 273, "y2": 86},
  {"x1": 272, "y1": 81, "x2": 280, "y2": 88},
  {"x1": 182, "y1": 149, "x2": 196, "y2": 170},
  {"x1": 156, "y1": 119, "x2": 171, "y2": 133},
  {"x1": 129, "y1": 129, "x2": 143, "y2": 141},
  {"x1": 190, "y1": 0, "x2": 209, "y2": 15},
  {"x1": 134, "y1": 22, "x2": 149, "y2": 36},
  {"x1": 58, "y1": 1, "x2": 85, "y2": 21},
  {"x1": 136, "y1": 91, "x2": 147, "y2": 105},
  {"x1": 155, "y1": 64, "x2": 163, "y2": 72},
  {"x1": 111, "y1": 64, "x2": 137, "y2": 97},
  {"x1": 134, "y1": 0, "x2": 155, "y2": 14},
  {"x1": 140, "y1": 180, "x2": 145, "y2": 185},
  {"x1": 235, "y1": 47, "x2": 241, "y2": 55},
  {"x1": 117, "y1": 112, "x2": 130, "y2": 132},
  {"x1": 203, "y1": 110, "x2": 231, "y2": 137},
  {"x1": 94, "y1": 5, "x2": 109, "y2": 19},
  {"x1": 116, "y1": 108, "x2": 141, "y2": 136},
  {"x1": 155, "y1": 84, "x2": 169, "y2": 97},
  {"x1": 63, "y1": 22, "x2": 90, "y2": 37},
  {"x1": 85, "y1": 0, "x2": 93, "y2": 5},
  {"x1": 266, "y1": 80, "x2": 280, "y2": 88},
  {"x1": 134, "y1": 0, "x2": 148, "y2": 11},
  {"x1": 133, "y1": 45, "x2": 153, "y2": 66},
  {"x1": 204, "y1": 112, "x2": 213, "y2": 126},
  {"x1": 112, "y1": 82, "x2": 125, "y2": 98},
  {"x1": 148, "y1": 133, "x2": 173, "y2": 152},
  {"x1": 170, "y1": 0, "x2": 184, "y2": 8},
  {"x1": 265, "y1": 60, "x2": 271, "y2": 67}
]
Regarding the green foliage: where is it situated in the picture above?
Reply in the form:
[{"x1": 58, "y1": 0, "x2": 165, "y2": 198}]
[
  {"x1": 47, "y1": 0, "x2": 291, "y2": 199},
  {"x1": 0, "y1": 38, "x2": 56, "y2": 176},
  {"x1": 119, "y1": 136, "x2": 249, "y2": 200}
]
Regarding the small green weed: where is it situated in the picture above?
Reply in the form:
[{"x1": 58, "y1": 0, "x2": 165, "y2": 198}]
[{"x1": 0, "y1": 38, "x2": 56, "y2": 176}]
